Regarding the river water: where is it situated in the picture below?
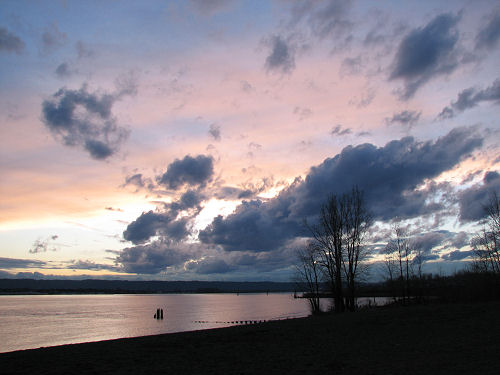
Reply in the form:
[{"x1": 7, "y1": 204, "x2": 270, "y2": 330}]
[{"x1": 0, "y1": 293, "x2": 310, "y2": 353}]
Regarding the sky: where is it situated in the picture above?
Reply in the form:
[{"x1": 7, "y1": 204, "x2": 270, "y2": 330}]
[{"x1": 1, "y1": 0, "x2": 499, "y2": 282}]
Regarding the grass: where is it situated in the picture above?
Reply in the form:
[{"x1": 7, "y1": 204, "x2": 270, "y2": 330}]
[{"x1": 1, "y1": 301, "x2": 499, "y2": 374}]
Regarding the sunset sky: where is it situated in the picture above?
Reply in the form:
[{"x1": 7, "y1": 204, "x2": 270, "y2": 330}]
[{"x1": 1, "y1": 0, "x2": 499, "y2": 281}]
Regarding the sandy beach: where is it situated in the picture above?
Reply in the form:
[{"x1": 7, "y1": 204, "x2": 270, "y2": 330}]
[{"x1": 1, "y1": 301, "x2": 499, "y2": 374}]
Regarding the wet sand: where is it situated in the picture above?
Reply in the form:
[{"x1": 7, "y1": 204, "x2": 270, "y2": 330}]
[{"x1": 1, "y1": 301, "x2": 499, "y2": 374}]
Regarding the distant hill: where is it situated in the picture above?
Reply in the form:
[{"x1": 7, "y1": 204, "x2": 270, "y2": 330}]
[{"x1": 0, "y1": 279, "x2": 299, "y2": 294}]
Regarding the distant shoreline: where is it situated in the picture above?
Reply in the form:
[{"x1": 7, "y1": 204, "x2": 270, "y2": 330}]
[
  {"x1": 1, "y1": 301, "x2": 499, "y2": 374},
  {"x1": 0, "y1": 278, "x2": 299, "y2": 295}
]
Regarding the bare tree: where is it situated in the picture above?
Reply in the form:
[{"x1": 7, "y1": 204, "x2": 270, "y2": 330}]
[
  {"x1": 472, "y1": 191, "x2": 500, "y2": 274},
  {"x1": 307, "y1": 186, "x2": 371, "y2": 312},
  {"x1": 341, "y1": 187, "x2": 372, "y2": 311},
  {"x1": 385, "y1": 223, "x2": 414, "y2": 304},
  {"x1": 295, "y1": 242, "x2": 322, "y2": 314}
]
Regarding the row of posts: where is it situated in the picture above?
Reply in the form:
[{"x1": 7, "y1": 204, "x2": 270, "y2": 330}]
[{"x1": 154, "y1": 308, "x2": 164, "y2": 320}]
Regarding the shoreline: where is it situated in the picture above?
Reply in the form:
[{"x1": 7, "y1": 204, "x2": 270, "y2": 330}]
[{"x1": 1, "y1": 301, "x2": 500, "y2": 374}]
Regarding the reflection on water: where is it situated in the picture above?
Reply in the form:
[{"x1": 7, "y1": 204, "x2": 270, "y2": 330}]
[{"x1": 0, "y1": 293, "x2": 309, "y2": 353}]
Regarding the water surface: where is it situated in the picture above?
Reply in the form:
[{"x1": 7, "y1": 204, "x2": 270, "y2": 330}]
[{"x1": 0, "y1": 293, "x2": 308, "y2": 353}]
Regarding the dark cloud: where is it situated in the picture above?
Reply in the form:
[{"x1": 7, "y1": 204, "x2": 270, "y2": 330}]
[
  {"x1": 41, "y1": 23, "x2": 67, "y2": 54},
  {"x1": 449, "y1": 231, "x2": 469, "y2": 249},
  {"x1": 115, "y1": 241, "x2": 198, "y2": 274},
  {"x1": 41, "y1": 85, "x2": 130, "y2": 160},
  {"x1": 413, "y1": 231, "x2": 449, "y2": 254},
  {"x1": 123, "y1": 173, "x2": 154, "y2": 191},
  {"x1": 68, "y1": 259, "x2": 120, "y2": 272},
  {"x1": 208, "y1": 124, "x2": 221, "y2": 141},
  {"x1": 0, "y1": 27, "x2": 25, "y2": 54},
  {"x1": 330, "y1": 124, "x2": 352, "y2": 136},
  {"x1": 475, "y1": 10, "x2": 500, "y2": 50},
  {"x1": 438, "y1": 78, "x2": 500, "y2": 119},
  {"x1": 186, "y1": 258, "x2": 232, "y2": 274},
  {"x1": 200, "y1": 127, "x2": 483, "y2": 252},
  {"x1": 385, "y1": 110, "x2": 421, "y2": 129},
  {"x1": 265, "y1": 35, "x2": 295, "y2": 74},
  {"x1": 390, "y1": 13, "x2": 460, "y2": 99},
  {"x1": 459, "y1": 171, "x2": 500, "y2": 222},
  {"x1": 55, "y1": 62, "x2": 74, "y2": 78},
  {"x1": 158, "y1": 155, "x2": 214, "y2": 190},
  {"x1": 29, "y1": 235, "x2": 59, "y2": 254},
  {"x1": 123, "y1": 211, "x2": 189, "y2": 245},
  {"x1": 441, "y1": 250, "x2": 475, "y2": 261},
  {"x1": 0, "y1": 257, "x2": 47, "y2": 269},
  {"x1": 123, "y1": 189, "x2": 204, "y2": 245}
]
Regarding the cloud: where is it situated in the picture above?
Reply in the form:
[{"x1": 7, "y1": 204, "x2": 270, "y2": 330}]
[
  {"x1": 199, "y1": 127, "x2": 483, "y2": 252},
  {"x1": 115, "y1": 241, "x2": 200, "y2": 274},
  {"x1": 475, "y1": 10, "x2": 500, "y2": 50},
  {"x1": 68, "y1": 259, "x2": 120, "y2": 272},
  {"x1": 123, "y1": 173, "x2": 154, "y2": 191},
  {"x1": 55, "y1": 62, "x2": 74, "y2": 78},
  {"x1": 29, "y1": 235, "x2": 59, "y2": 254},
  {"x1": 449, "y1": 231, "x2": 469, "y2": 249},
  {"x1": 441, "y1": 250, "x2": 475, "y2": 261},
  {"x1": 123, "y1": 189, "x2": 204, "y2": 244},
  {"x1": 208, "y1": 124, "x2": 221, "y2": 141},
  {"x1": 189, "y1": 0, "x2": 234, "y2": 15},
  {"x1": 265, "y1": 35, "x2": 295, "y2": 74},
  {"x1": 438, "y1": 78, "x2": 500, "y2": 119},
  {"x1": 293, "y1": 106, "x2": 313, "y2": 121},
  {"x1": 385, "y1": 110, "x2": 421, "y2": 129},
  {"x1": 289, "y1": 0, "x2": 353, "y2": 40},
  {"x1": 0, "y1": 27, "x2": 25, "y2": 54},
  {"x1": 458, "y1": 171, "x2": 500, "y2": 222},
  {"x1": 186, "y1": 258, "x2": 232, "y2": 274},
  {"x1": 412, "y1": 231, "x2": 449, "y2": 254},
  {"x1": 123, "y1": 211, "x2": 189, "y2": 244},
  {"x1": 330, "y1": 124, "x2": 352, "y2": 136},
  {"x1": 390, "y1": 13, "x2": 460, "y2": 99},
  {"x1": 41, "y1": 23, "x2": 67, "y2": 54},
  {"x1": 76, "y1": 40, "x2": 94, "y2": 59},
  {"x1": 0, "y1": 257, "x2": 47, "y2": 269},
  {"x1": 340, "y1": 56, "x2": 363, "y2": 76},
  {"x1": 157, "y1": 155, "x2": 214, "y2": 190},
  {"x1": 41, "y1": 84, "x2": 130, "y2": 160}
]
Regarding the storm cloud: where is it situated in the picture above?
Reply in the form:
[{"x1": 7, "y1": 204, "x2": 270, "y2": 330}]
[
  {"x1": 200, "y1": 127, "x2": 483, "y2": 252},
  {"x1": 438, "y1": 78, "x2": 500, "y2": 119},
  {"x1": 0, "y1": 27, "x2": 25, "y2": 54},
  {"x1": 123, "y1": 211, "x2": 190, "y2": 245},
  {"x1": 158, "y1": 155, "x2": 214, "y2": 190},
  {"x1": 116, "y1": 241, "x2": 200, "y2": 274},
  {"x1": 123, "y1": 189, "x2": 204, "y2": 245},
  {"x1": 390, "y1": 13, "x2": 460, "y2": 99},
  {"x1": 41, "y1": 85, "x2": 130, "y2": 160},
  {"x1": 459, "y1": 171, "x2": 500, "y2": 222}
]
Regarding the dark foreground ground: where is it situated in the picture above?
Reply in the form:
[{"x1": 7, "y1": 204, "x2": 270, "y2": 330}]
[{"x1": 1, "y1": 301, "x2": 499, "y2": 374}]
